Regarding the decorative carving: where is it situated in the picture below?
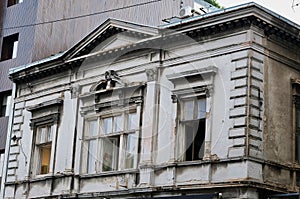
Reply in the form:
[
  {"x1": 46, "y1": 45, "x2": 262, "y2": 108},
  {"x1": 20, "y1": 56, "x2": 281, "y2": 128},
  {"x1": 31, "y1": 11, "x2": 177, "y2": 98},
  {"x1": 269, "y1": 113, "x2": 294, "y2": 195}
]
[
  {"x1": 205, "y1": 85, "x2": 214, "y2": 98},
  {"x1": 105, "y1": 70, "x2": 119, "y2": 81},
  {"x1": 71, "y1": 85, "x2": 80, "y2": 98},
  {"x1": 146, "y1": 68, "x2": 157, "y2": 82},
  {"x1": 171, "y1": 94, "x2": 178, "y2": 103}
]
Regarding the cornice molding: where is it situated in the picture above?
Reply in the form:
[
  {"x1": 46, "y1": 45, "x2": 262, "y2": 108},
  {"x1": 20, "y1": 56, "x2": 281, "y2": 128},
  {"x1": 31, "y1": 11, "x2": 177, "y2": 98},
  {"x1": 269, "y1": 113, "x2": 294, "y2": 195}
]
[{"x1": 9, "y1": 7, "x2": 300, "y2": 84}]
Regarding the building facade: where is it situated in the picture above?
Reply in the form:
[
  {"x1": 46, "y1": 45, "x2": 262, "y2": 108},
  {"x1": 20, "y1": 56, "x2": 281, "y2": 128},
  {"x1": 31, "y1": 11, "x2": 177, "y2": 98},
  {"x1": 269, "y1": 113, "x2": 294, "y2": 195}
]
[
  {"x1": 2, "y1": 2, "x2": 300, "y2": 199},
  {"x1": 0, "y1": 0, "x2": 214, "y2": 193}
]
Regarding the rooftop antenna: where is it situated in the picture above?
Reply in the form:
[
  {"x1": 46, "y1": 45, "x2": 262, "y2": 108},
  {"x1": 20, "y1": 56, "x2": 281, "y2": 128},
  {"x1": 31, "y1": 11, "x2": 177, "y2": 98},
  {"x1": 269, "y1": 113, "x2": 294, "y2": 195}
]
[{"x1": 292, "y1": 0, "x2": 299, "y2": 12}]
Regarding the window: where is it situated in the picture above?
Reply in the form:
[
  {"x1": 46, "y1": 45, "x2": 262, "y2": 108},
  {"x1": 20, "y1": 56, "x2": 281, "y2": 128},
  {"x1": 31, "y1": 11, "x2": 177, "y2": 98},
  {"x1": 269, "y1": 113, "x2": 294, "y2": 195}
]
[
  {"x1": 167, "y1": 66, "x2": 217, "y2": 162},
  {"x1": 1, "y1": 33, "x2": 19, "y2": 61},
  {"x1": 82, "y1": 112, "x2": 139, "y2": 173},
  {"x1": 0, "y1": 91, "x2": 12, "y2": 117},
  {"x1": 35, "y1": 125, "x2": 54, "y2": 175},
  {"x1": 7, "y1": 0, "x2": 23, "y2": 7},
  {"x1": 27, "y1": 99, "x2": 62, "y2": 177},
  {"x1": 81, "y1": 70, "x2": 143, "y2": 174},
  {"x1": 180, "y1": 98, "x2": 206, "y2": 161}
]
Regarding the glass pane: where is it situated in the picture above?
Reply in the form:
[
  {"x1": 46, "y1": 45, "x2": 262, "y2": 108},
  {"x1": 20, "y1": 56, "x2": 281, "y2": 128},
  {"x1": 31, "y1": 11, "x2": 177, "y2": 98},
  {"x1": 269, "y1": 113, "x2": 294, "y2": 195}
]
[
  {"x1": 125, "y1": 134, "x2": 136, "y2": 169},
  {"x1": 88, "y1": 120, "x2": 98, "y2": 137},
  {"x1": 87, "y1": 140, "x2": 97, "y2": 173},
  {"x1": 12, "y1": 41, "x2": 18, "y2": 59},
  {"x1": 197, "y1": 99, "x2": 206, "y2": 119},
  {"x1": 2, "y1": 95, "x2": 7, "y2": 106},
  {"x1": 128, "y1": 113, "x2": 138, "y2": 130},
  {"x1": 48, "y1": 125, "x2": 53, "y2": 142},
  {"x1": 38, "y1": 127, "x2": 47, "y2": 144},
  {"x1": 184, "y1": 100, "x2": 194, "y2": 120},
  {"x1": 114, "y1": 115, "x2": 123, "y2": 132},
  {"x1": 40, "y1": 145, "x2": 51, "y2": 174},
  {"x1": 102, "y1": 138, "x2": 119, "y2": 171},
  {"x1": 184, "y1": 120, "x2": 205, "y2": 161},
  {"x1": 103, "y1": 118, "x2": 112, "y2": 134}
]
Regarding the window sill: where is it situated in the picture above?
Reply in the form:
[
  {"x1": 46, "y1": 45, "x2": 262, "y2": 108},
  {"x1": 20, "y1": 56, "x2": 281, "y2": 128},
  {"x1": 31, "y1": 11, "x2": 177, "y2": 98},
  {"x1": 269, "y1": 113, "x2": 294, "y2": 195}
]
[
  {"x1": 29, "y1": 173, "x2": 54, "y2": 182},
  {"x1": 29, "y1": 172, "x2": 74, "y2": 182},
  {"x1": 79, "y1": 169, "x2": 139, "y2": 178},
  {"x1": 175, "y1": 159, "x2": 211, "y2": 167}
]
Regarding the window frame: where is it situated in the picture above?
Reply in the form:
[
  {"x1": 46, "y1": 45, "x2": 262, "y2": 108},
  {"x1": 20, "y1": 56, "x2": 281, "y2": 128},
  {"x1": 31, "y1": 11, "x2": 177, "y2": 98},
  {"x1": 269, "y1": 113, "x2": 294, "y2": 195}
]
[
  {"x1": 0, "y1": 33, "x2": 19, "y2": 61},
  {"x1": 0, "y1": 91, "x2": 12, "y2": 117},
  {"x1": 32, "y1": 123, "x2": 58, "y2": 177},
  {"x1": 7, "y1": 0, "x2": 23, "y2": 7},
  {"x1": 82, "y1": 109, "x2": 140, "y2": 174},
  {"x1": 167, "y1": 66, "x2": 217, "y2": 162},
  {"x1": 179, "y1": 97, "x2": 206, "y2": 161},
  {"x1": 35, "y1": 125, "x2": 53, "y2": 175},
  {"x1": 27, "y1": 99, "x2": 62, "y2": 178}
]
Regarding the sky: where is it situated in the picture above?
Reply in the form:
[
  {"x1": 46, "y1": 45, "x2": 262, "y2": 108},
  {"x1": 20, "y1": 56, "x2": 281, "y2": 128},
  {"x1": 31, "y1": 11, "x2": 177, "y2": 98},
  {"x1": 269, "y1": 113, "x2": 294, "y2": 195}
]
[{"x1": 217, "y1": 0, "x2": 300, "y2": 25}]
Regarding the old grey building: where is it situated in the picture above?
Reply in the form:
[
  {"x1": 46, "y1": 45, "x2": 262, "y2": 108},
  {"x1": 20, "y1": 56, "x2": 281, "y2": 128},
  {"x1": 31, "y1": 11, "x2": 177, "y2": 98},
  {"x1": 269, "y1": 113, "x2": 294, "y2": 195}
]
[
  {"x1": 2, "y1": 2, "x2": 300, "y2": 199},
  {"x1": 0, "y1": 0, "x2": 215, "y2": 194}
]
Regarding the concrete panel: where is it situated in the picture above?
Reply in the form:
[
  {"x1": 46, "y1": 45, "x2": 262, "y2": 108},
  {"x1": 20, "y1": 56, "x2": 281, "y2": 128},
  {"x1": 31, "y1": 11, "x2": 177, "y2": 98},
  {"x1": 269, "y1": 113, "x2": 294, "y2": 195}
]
[
  {"x1": 176, "y1": 164, "x2": 209, "y2": 185},
  {"x1": 211, "y1": 161, "x2": 247, "y2": 182}
]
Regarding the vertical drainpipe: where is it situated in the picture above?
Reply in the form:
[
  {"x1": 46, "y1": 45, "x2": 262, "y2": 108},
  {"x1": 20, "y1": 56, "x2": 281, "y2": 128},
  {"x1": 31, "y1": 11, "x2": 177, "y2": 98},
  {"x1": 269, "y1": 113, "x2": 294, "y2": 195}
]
[{"x1": 0, "y1": 83, "x2": 16, "y2": 198}]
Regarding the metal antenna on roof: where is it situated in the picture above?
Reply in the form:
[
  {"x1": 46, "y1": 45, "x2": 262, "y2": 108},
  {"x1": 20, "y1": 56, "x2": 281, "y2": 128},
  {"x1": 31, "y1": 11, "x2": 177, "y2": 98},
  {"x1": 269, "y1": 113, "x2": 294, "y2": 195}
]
[{"x1": 292, "y1": 0, "x2": 299, "y2": 12}]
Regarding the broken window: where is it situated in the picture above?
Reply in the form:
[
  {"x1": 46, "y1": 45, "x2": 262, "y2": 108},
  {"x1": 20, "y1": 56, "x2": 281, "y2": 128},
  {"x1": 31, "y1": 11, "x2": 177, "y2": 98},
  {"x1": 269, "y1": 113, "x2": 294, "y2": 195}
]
[
  {"x1": 181, "y1": 98, "x2": 206, "y2": 161},
  {"x1": 1, "y1": 33, "x2": 19, "y2": 61},
  {"x1": 82, "y1": 112, "x2": 139, "y2": 174},
  {"x1": 7, "y1": 0, "x2": 23, "y2": 7},
  {"x1": 0, "y1": 91, "x2": 12, "y2": 117}
]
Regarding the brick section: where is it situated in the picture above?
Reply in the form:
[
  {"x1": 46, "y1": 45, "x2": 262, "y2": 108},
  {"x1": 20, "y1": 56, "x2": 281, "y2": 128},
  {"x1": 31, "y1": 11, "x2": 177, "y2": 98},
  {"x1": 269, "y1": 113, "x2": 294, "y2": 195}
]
[{"x1": 228, "y1": 52, "x2": 264, "y2": 158}]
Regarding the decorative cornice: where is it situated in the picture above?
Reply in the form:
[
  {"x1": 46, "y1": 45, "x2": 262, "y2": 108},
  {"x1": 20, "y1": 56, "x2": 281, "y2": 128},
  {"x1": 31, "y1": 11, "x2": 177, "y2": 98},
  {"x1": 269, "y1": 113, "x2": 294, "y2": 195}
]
[
  {"x1": 27, "y1": 99, "x2": 63, "y2": 112},
  {"x1": 9, "y1": 8, "x2": 300, "y2": 84}
]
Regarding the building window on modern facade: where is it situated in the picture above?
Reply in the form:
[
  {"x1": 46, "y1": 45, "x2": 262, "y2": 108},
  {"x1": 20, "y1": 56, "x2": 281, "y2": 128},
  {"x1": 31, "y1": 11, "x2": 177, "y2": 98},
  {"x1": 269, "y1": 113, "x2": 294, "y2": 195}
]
[
  {"x1": 0, "y1": 33, "x2": 18, "y2": 61},
  {"x1": 180, "y1": 97, "x2": 206, "y2": 161},
  {"x1": 7, "y1": 0, "x2": 23, "y2": 7},
  {"x1": 82, "y1": 111, "x2": 139, "y2": 173},
  {"x1": 0, "y1": 91, "x2": 12, "y2": 117}
]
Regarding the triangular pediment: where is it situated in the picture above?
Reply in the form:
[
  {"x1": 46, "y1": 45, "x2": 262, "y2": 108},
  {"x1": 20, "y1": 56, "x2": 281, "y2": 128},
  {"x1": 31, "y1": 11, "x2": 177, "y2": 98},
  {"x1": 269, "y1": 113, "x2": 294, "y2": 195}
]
[
  {"x1": 64, "y1": 18, "x2": 159, "y2": 61},
  {"x1": 9, "y1": 18, "x2": 159, "y2": 82}
]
